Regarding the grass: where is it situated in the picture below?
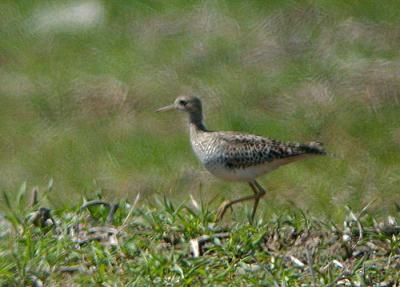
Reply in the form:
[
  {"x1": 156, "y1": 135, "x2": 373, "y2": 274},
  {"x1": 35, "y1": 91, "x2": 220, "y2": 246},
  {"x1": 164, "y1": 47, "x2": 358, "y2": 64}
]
[
  {"x1": 0, "y1": 0, "x2": 400, "y2": 284},
  {"x1": 0, "y1": 0, "x2": 399, "y2": 218},
  {"x1": 0, "y1": 187, "x2": 399, "y2": 286}
]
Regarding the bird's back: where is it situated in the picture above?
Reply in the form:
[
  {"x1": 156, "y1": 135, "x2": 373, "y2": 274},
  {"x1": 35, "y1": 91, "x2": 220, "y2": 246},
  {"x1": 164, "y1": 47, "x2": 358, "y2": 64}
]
[{"x1": 190, "y1": 129, "x2": 326, "y2": 181}]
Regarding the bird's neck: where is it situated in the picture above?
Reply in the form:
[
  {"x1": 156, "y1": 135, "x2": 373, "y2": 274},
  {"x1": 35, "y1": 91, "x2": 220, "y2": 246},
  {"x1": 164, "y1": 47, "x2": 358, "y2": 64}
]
[{"x1": 189, "y1": 111, "x2": 207, "y2": 133}]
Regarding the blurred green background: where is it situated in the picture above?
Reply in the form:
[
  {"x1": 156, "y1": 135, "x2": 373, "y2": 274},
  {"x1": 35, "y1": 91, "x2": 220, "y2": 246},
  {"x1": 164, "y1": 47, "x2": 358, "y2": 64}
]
[{"x1": 0, "y1": 0, "x2": 399, "y2": 219}]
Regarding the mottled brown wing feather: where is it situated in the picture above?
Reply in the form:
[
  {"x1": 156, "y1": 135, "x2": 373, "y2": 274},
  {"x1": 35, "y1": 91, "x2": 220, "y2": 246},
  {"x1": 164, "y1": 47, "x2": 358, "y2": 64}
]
[{"x1": 216, "y1": 132, "x2": 325, "y2": 169}]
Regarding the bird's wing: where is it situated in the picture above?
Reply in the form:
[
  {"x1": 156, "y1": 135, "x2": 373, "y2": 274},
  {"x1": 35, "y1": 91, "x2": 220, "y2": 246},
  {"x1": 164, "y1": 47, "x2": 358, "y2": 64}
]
[{"x1": 215, "y1": 132, "x2": 325, "y2": 169}]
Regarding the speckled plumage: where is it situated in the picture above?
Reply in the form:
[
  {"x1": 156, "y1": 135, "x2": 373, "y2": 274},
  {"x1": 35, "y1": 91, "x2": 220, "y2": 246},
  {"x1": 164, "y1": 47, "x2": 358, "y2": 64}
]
[
  {"x1": 157, "y1": 96, "x2": 327, "y2": 221},
  {"x1": 190, "y1": 126, "x2": 325, "y2": 181}
]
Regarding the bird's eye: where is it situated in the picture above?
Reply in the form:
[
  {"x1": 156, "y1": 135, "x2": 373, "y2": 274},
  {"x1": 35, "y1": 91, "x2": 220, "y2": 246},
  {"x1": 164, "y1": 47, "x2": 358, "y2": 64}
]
[{"x1": 179, "y1": 100, "x2": 187, "y2": 106}]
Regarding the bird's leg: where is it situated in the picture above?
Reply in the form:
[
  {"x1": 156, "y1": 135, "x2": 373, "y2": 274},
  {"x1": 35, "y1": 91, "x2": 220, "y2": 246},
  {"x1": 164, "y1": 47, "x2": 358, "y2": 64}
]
[
  {"x1": 216, "y1": 181, "x2": 267, "y2": 222},
  {"x1": 216, "y1": 193, "x2": 260, "y2": 222},
  {"x1": 249, "y1": 182, "x2": 260, "y2": 221},
  {"x1": 249, "y1": 180, "x2": 267, "y2": 222}
]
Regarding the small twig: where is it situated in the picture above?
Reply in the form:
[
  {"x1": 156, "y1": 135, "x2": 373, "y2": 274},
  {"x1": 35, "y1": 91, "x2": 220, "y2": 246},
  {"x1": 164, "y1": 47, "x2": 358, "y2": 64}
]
[
  {"x1": 106, "y1": 204, "x2": 119, "y2": 224},
  {"x1": 386, "y1": 253, "x2": 393, "y2": 270},
  {"x1": 73, "y1": 236, "x2": 104, "y2": 246},
  {"x1": 30, "y1": 275, "x2": 43, "y2": 287},
  {"x1": 306, "y1": 249, "x2": 316, "y2": 287},
  {"x1": 332, "y1": 260, "x2": 344, "y2": 269},
  {"x1": 80, "y1": 200, "x2": 111, "y2": 210},
  {"x1": 119, "y1": 193, "x2": 141, "y2": 231},
  {"x1": 195, "y1": 232, "x2": 230, "y2": 244},
  {"x1": 189, "y1": 232, "x2": 230, "y2": 257},
  {"x1": 345, "y1": 206, "x2": 364, "y2": 246},
  {"x1": 81, "y1": 200, "x2": 119, "y2": 223},
  {"x1": 358, "y1": 199, "x2": 376, "y2": 218},
  {"x1": 58, "y1": 266, "x2": 88, "y2": 274},
  {"x1": 289, "y1": 255, "x2": 305, "y2": 268},
  {"x1": 349, "y1": 199, "x2": 375, "y2": 246},
  {"x1": 190, "y1": 238, "x2": 200, "y2": 257}
]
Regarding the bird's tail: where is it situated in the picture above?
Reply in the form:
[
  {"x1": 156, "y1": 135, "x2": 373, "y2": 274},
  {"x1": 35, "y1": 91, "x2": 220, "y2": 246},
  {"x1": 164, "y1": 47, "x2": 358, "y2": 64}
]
[{"x1": 301, "y1": 141, "x2": 327, "y2": 156}]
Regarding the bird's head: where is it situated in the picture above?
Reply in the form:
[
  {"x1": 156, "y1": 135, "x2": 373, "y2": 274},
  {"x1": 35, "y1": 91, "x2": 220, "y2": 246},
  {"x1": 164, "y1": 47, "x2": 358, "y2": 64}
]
[{"x1": 156, "y1": 96, "x2": 203, "y2": 115}]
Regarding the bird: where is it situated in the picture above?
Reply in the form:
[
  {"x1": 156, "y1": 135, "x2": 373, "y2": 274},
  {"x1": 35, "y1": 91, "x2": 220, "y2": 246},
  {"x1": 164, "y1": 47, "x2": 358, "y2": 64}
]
[{"x1": 156, "y1": 96, "x2": 326, "y2": 222}]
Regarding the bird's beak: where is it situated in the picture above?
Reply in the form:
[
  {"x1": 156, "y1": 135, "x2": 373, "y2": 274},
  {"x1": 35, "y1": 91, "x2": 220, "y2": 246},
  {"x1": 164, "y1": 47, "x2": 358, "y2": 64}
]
[{"x1": 155, "y1": 104, "x2": 175, "y2": 112}]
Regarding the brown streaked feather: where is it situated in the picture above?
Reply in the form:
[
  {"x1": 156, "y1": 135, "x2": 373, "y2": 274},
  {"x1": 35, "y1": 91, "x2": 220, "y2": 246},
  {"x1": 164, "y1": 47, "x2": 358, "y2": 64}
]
[{"x1": 213, "y1": 132, "x2": 325, "y2": 170}]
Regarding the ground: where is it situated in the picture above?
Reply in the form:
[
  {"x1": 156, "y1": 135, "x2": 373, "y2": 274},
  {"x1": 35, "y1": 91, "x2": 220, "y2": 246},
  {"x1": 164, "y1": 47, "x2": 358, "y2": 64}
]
[{"x1": 1, "y1": 188, "x2": 399, "y2": 286}]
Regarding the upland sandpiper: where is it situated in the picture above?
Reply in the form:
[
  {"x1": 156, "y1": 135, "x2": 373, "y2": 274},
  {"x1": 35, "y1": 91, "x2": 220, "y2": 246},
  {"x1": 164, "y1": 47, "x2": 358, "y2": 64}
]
[{"x1": 157, "y1": 96, "x2": 326, "y2": 221}]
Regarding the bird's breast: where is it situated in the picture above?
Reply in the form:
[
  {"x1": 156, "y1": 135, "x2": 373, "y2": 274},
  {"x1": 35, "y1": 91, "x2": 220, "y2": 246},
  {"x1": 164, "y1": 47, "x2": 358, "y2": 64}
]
[{"x1": 190, "y1": 136, "x2": 220, "y2": 166}]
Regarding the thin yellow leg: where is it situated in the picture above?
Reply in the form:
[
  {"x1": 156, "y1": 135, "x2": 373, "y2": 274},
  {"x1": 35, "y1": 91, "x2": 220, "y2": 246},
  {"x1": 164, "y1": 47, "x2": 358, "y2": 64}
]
[
  {"x1": 216, "y1": 180, "x2": 266, "y2": 222},
  {"x1": 249, "y1": 180, "x2": 266, "y2": 221}
]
